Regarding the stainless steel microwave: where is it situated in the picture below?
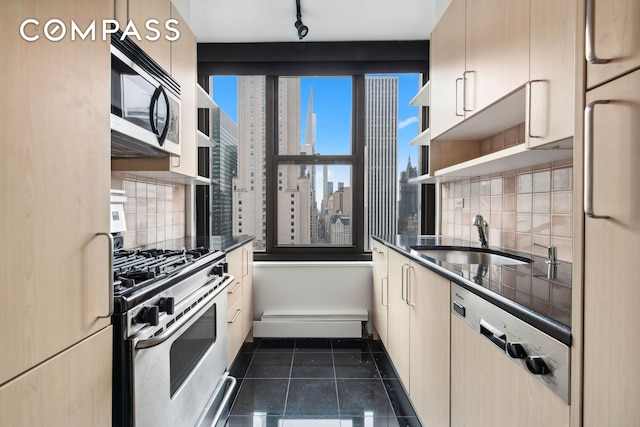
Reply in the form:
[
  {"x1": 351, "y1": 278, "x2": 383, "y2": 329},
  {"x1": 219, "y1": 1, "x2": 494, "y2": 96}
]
[{"x1": 110, "y1": 33, "x2": 180, "y2": 158}]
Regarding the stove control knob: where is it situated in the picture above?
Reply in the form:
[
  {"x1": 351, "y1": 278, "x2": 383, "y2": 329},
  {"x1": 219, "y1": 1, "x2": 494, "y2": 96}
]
[
  {"x1": 209, "y1": 265, "x2": 225, "y2": 277},
  {"x1": 506, "y1": 342, "x2": 527, "y2": 359},
  {"x1": 137, "y1": 306, "x2": 160, "y2": 326},
  {"x1": 525, "y1": 356, "x2": 550, "y2": 375},
  {"x1": 159, "y1": 297, "x2": 175, "y2": 315}
]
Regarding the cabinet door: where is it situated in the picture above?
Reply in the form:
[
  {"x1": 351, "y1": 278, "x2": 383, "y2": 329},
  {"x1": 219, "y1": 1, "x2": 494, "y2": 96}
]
[
  {"x1": 168, "y1": 4, "x2": 197, "y2": 178},
  {"x1": 586, "y1": 0, "x2": 640, "y2": 89},
  {"x1": 386, "y1": 249, "x2": 411, "y2": 387},
  {"x1": 527, "y1": 0, "x2": 575, "y2": 148},
  {"x1": 241, "y1": 244, "x2": 254, "y2": 338},
  {"x1": 0, "y1": 328, "x2": 112, "y2": 427},
  {"x1": 226, "y1": 245, "x2": 244, "y2": 355},
  {"x1": 408, "y1": 265, "x2": 450, "y2": 426},
  {"x1": 0, "y1": 0, "x2": 111, "y2": 385},
  {"x1": 583, "y1": 69, "x2": 640, "y2": 427},
  {"x1": 227, "y1": 297, "x2": 244, "y2": 367},
  {"x1": 128, "y1": 0, "x2": 172, "y2": 71},
  {"x1": 451, "y1": 316, "x2": 569, "y2": 427},
  {"x1": 465, "y1": 0, "x2": 529, "y2": 117},
  {"x1": 371, "y1": 239, "x2": 389, "y2": 271},
  {"x1": 430, "y1": 0, "x2": 466, "y2": 139},
  {"x1": 372, "y1": 263, "x2": 389, "y2": 345}
]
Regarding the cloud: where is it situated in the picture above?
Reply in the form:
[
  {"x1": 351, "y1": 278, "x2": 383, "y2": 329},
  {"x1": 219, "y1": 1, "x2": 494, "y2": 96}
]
[{"x1": 398, "y1": 116, "x2": 419, "y2": 129}]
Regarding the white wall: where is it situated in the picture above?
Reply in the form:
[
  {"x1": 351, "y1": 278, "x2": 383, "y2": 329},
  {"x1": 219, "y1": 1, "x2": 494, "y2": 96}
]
[{"x1": 252, "y1": 261, "x2": 373, "y2": 334}]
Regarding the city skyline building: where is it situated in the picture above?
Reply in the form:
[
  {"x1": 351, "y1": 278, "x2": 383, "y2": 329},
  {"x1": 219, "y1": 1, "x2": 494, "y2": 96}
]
[
  {"x1": 365, "y1": 75, "x2": 398, "y2": 247},
  {"x1": 209, "y1": 104, "x2": 238, "y2": 248},
  {"x1": 231, "y1": 76, "x2": 314, "y2": 249},
  {"x1": 398, "y1": 155, "x2": 419, "y2": 234}
]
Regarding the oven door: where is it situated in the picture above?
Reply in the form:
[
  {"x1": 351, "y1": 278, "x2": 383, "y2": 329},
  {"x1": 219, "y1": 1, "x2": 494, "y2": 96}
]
[{"x1": 131, "y1": 285, "x2": 228, "y2": 427}]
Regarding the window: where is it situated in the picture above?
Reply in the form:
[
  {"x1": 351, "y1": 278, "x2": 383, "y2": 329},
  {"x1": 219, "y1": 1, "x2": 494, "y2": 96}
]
[{"x1": 208, "y1": 72, "x2": 420, "y2": 258}]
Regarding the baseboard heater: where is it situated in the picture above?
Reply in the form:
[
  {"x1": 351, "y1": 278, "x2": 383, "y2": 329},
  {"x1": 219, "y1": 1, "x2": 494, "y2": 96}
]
[{"x1": 252, "y1": 310, "x2": 368, "y2": 338}]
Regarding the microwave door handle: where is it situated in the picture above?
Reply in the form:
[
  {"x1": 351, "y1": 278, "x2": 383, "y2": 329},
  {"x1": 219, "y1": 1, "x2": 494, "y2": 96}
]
[{"x1": 149, "y1": 85, "x2": 170, "y2": 145}]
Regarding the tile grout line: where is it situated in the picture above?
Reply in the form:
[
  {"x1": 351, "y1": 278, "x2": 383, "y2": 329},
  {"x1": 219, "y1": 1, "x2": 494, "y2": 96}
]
[
  {"x1": 281, "y1": 339, "x2": 296, "y2": 420},
  {"x1": 330, "y1": 340, "x2": 342, "y2": 422}
]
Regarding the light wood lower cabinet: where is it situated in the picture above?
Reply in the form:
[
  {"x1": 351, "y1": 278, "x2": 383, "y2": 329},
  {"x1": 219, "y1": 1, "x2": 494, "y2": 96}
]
[
  {"x1": 408, "y1": 263, "x2": 450, "y2": 426},
  {"x1": 451, "y1": 316, "x2": 569, "y2": 427},
  {"x1": 582, "y1": 68, "x2": 640, "y2": 427},
  {"x1": 371, "y1": 240, "x2": 389, "y2": 344},
  {"x1": 372, "y1": 262, "x2": 389, "y2": 344},
  {"x1": 0, "y1": 327, "x2": 112, "y2": 427},
  {"x1": 226, "y1": 241, "x2": 254, "y2": 366},
  {"x1": 387, "y1": 249, "x2": 411, "y2": 386},
  {"x1": 385, "y1": 248, "x2": 450, "y2": 425}
]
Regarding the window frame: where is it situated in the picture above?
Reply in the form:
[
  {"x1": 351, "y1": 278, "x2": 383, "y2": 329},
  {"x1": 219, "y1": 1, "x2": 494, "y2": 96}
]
[
  {"x1": 198, "y1": 41, "x2": 429, "y2": 261},
  {"x1": 263, "y1": 75, "x2": 366, "y2": 258}
]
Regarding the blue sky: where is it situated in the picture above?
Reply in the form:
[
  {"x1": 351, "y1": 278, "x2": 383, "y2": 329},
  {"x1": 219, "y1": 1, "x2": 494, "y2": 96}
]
[{"x1": 211, "y1": 74, "x2": 420, "y2": 183}]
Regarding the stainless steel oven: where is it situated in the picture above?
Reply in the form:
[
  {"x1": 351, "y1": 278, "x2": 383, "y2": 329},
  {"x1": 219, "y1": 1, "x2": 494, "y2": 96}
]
[{"x1": 112, "y1": 248, "x2": 236, "y2": 427}]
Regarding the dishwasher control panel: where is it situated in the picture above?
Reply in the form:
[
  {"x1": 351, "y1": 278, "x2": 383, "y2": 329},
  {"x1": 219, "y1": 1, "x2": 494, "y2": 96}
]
[{"x1": 451, "y1": 283, "x2": 570, "y2": 403}]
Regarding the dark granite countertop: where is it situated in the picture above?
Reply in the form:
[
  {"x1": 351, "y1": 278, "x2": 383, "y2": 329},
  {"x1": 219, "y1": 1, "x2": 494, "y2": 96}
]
[
  {"x1": 141, "y1": 235, "x2": 255, "y2": 254},
  {"x1": 373, "y1": 235, "x2": 572, "y2": 346}
]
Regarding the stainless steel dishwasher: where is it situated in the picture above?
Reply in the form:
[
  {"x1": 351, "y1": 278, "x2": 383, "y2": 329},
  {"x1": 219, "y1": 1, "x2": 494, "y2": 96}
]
[{"x1": 451, "y1": 282, "x2": 570, "y2": 403}]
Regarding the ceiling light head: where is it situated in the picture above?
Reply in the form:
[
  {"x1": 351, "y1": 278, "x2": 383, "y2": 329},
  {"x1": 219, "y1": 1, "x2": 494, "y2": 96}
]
[
  {"x1": 295, "y1": 19, "x2": 309, "y2": 40},
  {"x1": 294, "y1": 0, "x2": 309, "y2": 40}
]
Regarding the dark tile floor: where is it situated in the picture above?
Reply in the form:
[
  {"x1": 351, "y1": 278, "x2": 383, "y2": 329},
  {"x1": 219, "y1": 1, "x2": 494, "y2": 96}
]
[{"x1": 224, "y1": 338, "x2": 422, "y2": 427}]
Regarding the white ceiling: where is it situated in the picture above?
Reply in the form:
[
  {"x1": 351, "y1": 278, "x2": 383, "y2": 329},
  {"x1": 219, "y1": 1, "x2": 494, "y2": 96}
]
[{"x1": 172, "y1": 0, "x2": 451, "y2": 43}]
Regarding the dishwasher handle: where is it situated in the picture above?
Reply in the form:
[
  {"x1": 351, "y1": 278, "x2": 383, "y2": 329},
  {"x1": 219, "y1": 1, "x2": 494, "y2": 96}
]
[{"x1": 480, "y1": 319, "x2": 507, "y2": 351}]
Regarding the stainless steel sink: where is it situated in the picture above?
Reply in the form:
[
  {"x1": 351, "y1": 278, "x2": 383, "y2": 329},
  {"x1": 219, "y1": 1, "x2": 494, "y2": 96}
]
[{"x1": 410, "y1": 247, "x2": 532, "y2": 266}]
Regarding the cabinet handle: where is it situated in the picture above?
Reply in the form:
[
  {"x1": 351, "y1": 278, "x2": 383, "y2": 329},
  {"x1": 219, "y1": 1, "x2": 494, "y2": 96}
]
[
  {"x1": 455, "y1": 78, "x2": 464, "y2": 117},
  {"x1": 527, "y1": 80, "x2": 545, "y2": 139},
  {"x1": 372, "y1": 246, "x2": 384, "y2": 255},
  {"x1": 96, "y1": 232, "x2": 114, "y2": 319},
  {"x1": 584, "y1": 100, "x2": 611, "y2": 219},
  {"x1": 381, "y1": 276, "x2": 388, "y2": 307},
  {"x1": 585, "y1": 0, "x2": 610, "y2": 64},
  {"x1": 227, "y1": 308, "x2": 241, "y2": 324},
  {"x1": 407, "y1": 266, "x2": 415, "y2": 307},
  {"x1": 462, "y1": 71, "x2": 474, "y2": 112},
  {"x1": 228, "y1": 281, "x2": 242, "y2": 295},
  {"x1": 242, "y1": 247, "x2": 249, "y2": 277},
  {"x1": 401, "y1": 263, "x2": 410, "y2": 302}
]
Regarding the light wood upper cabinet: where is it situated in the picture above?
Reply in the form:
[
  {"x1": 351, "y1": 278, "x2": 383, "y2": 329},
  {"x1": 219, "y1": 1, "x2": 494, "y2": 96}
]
[
  {"x1": 451, "y1": 316, "x2": 570, "y2": 427},
  {"x1": 111, "y1": 5, "x2": 199, "y2": 182},
  {"x1": 168, "y1": 4, "x2": 197, "y2": 179},
  {"x1": 586, "y1": 0, "x2": 640, "y2": 89},
  {"x1": 464, "y1": 0, "x2": 529, "y2": 118},
  {"x1": 582, "y1": 68, "x2": 640, "y2": 427},
  {"x1": 408, "y1": 264, "x2": 450, "y2": 426},
  {"x1": 128, "y1": 0, "x2": 172, "y2": 71},
  {"x1": 527, "y1": 0, "x2": 575, "y2": 148},
  {"x1": 0, "y1": 328, "x2": 113, "y2": 427},
  {"x1": 430, "y1": 0, "x2": 466, "y2": 139},
  {"x1": 0, "y1": 0, "x2": 111, "y2": 385}
]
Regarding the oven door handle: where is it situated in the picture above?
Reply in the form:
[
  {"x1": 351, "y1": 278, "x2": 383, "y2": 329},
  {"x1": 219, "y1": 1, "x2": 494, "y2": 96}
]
[{"x1": 135, "y1": 275, "x2": 234, "y2": 350}]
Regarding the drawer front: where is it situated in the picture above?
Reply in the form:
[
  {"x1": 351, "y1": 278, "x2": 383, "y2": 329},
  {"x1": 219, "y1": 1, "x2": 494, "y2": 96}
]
[{"x1": 371, "y1": 241, "x2": 388, "y2": 271}]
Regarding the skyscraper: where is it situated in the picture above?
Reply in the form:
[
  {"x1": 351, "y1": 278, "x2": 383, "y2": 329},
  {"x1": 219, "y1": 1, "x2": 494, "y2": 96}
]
[
  {"x1": 232, "y1": 76, "x2": 313, "y2": 249},
  {"x1": 398, "y1": 155, "x2": 419, "y2": 234},
  {"x1": 210, "y1": 103, "x2": 238, "y2": 248},
  {"x1": 365, "y1": 76, "x2": 398, "y2": 245}
]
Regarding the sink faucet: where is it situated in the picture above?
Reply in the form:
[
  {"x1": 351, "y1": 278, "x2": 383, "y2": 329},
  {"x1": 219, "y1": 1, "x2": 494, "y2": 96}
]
[{"x1": 472, "y1": 215, "x2": 489, "y2": 248}]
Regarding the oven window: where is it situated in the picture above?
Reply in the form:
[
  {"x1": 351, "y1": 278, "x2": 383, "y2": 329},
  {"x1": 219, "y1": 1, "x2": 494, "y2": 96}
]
[{"x1": 170, "y1": 304, "x2": 217, "y2": 396}]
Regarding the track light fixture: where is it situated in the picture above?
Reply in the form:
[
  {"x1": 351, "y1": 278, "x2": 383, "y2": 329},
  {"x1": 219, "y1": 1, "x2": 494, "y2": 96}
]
[{"x1": 294, "y1": 0, "x2": 309, "y2": 40}]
